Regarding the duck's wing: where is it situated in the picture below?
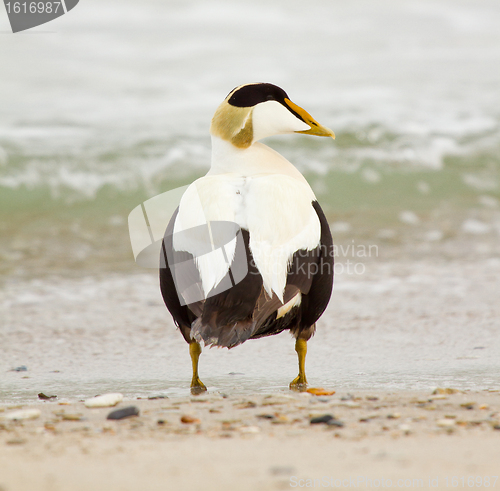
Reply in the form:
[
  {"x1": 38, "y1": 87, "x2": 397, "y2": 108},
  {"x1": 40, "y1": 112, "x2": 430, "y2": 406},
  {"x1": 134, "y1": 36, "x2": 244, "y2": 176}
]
[{"x1": 159, "y1": 208, "x2": 202, "y2": 343}]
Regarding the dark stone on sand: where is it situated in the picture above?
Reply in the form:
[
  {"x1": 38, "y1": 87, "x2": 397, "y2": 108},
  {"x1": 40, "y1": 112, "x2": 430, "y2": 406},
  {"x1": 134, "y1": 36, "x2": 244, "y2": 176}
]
[
  {"x1": 38, "y1": 393, "x2": 57, "y2": 400},
  {"x1": 107, "y1": 406, "x2": 140, "y2": 420},
  {"x1": 310, "y1": 414, "x2": 334, "y2": 424},
  {"x1": 10, "y1": 366, "x2": 28, "y2": 372}
]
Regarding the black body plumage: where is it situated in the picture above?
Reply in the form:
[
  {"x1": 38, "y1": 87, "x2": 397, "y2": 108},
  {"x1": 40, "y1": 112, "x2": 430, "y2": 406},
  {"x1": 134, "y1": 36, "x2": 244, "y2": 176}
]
[{"x1": 159, "y1": 201, "x2": 333, "y2": 349}]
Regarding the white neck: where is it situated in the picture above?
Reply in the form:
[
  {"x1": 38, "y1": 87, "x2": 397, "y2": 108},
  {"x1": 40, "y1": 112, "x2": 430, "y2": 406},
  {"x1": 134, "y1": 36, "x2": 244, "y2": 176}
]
[{"x1": 208, "y1": 136, "x2": 309, "y2": 185}]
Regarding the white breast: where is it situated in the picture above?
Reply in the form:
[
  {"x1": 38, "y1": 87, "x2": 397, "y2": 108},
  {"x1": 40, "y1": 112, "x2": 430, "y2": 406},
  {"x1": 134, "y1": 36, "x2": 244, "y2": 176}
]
[
  {"x1": 245, "y1": 175, "x2": 320, "y2": 301},
  {"x1": 173, "y1": 139, "x2": 321, "y2": 302}
]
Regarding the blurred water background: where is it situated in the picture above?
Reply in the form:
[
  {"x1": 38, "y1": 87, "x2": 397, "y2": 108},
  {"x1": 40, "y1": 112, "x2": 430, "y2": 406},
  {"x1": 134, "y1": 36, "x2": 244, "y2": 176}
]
[
  {"x1": 1, "y1": 0, "x2": 499, "y2": 279},
  {"x1": 1, "y1": 0, "x2": 500, "y2": 402}
]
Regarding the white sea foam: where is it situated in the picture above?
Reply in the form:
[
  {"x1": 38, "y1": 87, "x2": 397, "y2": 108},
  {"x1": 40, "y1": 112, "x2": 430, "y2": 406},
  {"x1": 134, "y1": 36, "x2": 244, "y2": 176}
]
[{"x1": 0, "y1": 0, "x2": 499, "y2": 200}]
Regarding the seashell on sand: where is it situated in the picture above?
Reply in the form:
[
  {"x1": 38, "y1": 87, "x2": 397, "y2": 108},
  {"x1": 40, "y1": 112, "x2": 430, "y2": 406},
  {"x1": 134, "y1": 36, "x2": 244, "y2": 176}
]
[{"x1": 84, "y1": 393, "x2": 124, "y2": 408}]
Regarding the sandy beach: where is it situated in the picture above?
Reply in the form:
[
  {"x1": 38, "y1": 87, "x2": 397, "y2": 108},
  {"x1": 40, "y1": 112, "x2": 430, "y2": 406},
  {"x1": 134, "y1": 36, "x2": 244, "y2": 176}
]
[
  {"x1": 2, "y1": 255, "x2": 500, "y2": 490},
  {"x1": 1, "y1": 388, "x2": 500, "y2": 491}
]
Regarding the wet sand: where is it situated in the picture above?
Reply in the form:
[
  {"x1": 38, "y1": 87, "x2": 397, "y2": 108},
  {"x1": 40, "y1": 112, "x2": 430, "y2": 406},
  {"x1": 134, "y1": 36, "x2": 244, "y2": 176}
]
[
  {"x1": 1, "y1": 389, "x2": 500, "y2": 491},
  {"x1": 1, "y1": 255, "x2": 500, "y2": 490},
  {"x1": 2, "y1": 254, "x2": 500, "y2": 402}
]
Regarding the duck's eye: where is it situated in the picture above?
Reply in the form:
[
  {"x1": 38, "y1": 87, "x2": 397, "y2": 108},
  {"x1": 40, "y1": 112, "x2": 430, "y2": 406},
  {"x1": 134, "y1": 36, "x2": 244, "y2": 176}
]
[{"x1": 266, "y1": 94, "x2": 274, "y2": 101}]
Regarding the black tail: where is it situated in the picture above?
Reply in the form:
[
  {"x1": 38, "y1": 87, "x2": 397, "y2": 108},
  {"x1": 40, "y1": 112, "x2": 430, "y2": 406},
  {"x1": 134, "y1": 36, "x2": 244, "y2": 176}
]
[{"x1": 190, "y1": 317, "x2": 260, "y2": 349}]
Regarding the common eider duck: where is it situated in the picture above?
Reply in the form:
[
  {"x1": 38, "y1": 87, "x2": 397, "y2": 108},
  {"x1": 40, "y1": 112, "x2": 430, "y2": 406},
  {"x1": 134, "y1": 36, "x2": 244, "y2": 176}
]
[{"x1": 160, "y1": 83, "x2": 335, "y2": 393}]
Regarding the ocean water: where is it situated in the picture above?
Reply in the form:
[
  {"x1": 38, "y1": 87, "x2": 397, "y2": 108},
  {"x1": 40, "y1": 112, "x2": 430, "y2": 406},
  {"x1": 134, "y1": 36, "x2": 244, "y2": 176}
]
[
  {"x1": 1, "y1": 0, "x2": 500, "y2": 278},
  {"x1": 1, "y1": 0, "x2": 500, "y2": 400}
]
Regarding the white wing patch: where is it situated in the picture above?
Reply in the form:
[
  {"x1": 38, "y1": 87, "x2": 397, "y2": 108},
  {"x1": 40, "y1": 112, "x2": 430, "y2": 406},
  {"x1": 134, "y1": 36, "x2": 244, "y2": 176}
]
[{"x1": 277, "y1": 293, "x2": 302, "y2": 319}]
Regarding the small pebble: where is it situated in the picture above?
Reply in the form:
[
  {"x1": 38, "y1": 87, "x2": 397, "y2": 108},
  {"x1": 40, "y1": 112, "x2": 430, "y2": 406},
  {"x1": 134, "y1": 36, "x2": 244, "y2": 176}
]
[
  {"x1": 9, "y1": 366, "x2": 27, "y2": 372},
  {"x1": 433, "y1": 388, "x2": 460, "y2": 395},
  {"x1": 1, "y1": 409, "x2": 41, "y2": 421},
  {"x1": 239, "y1": 425, "x2": 260, "y2": 434},
  {"x1": 272, "y1": 414, "x2": 290, "y2": 424},
  {"x1": 234, "y1": 401, "x2": 257, "y2": 409},
  {"x1": 437, "y1": 419, "x2": 455, "y2": 427},
  {"x1": 399, "y1": 424, "x2": 411, "y2": 434},
  {"x1": 6, "y1": 438, "x2": 26, "y2": 445},
  {"x1": 310, "y1": 414, "x2": 334, "y2": 424},
  {"x1": 340, "y1": 401, "x2": 360, "y2": 408},
  {"x1": 387, "y1": 413, "x2": 401, "y2": 419},
  {"x1": 341, "y1": 394, "x2": 355, "y2": 401},
  {"x1": 62, "y1": 413, "x2": 83, "y2": 421},
  {"x1": 460, "y1": 402, "x2": 475, "y2": 410},
  {"x1": 467, "y1": 421, "x2": 482, "y2": 427},
  {"x1": 38, "y1": 393, "x2": 57, "y2": 400},
  {"x1": 180, "y1": 415, "x2": 200, "y2": 424},
  {"x1": 107, "y1": 406, "x2": 139, "y2": 420},
  {"x1": 479, "y1": 404, "x2": 489, "y2": 410},
  {"x1": 84, "y1": 393, "x2": 123, "y2": 408}
]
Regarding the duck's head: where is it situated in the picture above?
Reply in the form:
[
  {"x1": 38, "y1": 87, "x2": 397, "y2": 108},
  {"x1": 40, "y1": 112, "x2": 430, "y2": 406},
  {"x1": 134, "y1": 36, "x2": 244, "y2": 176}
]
[{"x1": 210, "y1": 83, "x2": 335, "y2": 149}]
